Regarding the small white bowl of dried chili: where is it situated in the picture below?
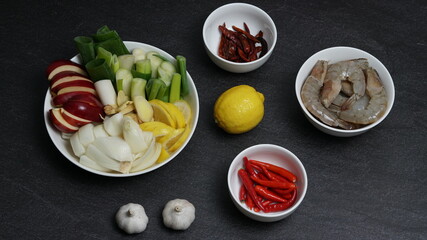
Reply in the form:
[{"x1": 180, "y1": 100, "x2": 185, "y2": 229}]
[{"x1": 203, "y1": 3, "x2": 277, "y2": 73}]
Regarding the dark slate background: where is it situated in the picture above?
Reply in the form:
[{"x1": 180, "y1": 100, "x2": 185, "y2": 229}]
[{"x1": 1, "y1": 0, "x2": 426, "y2": 239}]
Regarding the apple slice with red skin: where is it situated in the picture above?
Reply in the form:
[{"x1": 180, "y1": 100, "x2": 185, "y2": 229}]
[
  {"x1": 46, "y1": 60, "x2": 87, "y2": 80},
  {"x1": 63, "y1": 94, "x2": 105, "y2": 122},
  {"x1": 61, "y1": 108, "x2": 92, "y2": 127},
  {"x1": 52, "y1": 91, "x2": 97, "y2": 107},
  {"x1": 50, "y1": 71, "x2": 91, "y2": 88},
  {"x1": 51, "y1": 80, "x2": 95, "y2": 96},
  {"x1": 49, "y1": 108, "x2": 79, "y2": 133}
]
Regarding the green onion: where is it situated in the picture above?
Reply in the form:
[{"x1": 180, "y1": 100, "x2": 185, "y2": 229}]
[
  {"x1": 115, "y1": 69, "x2": 133, "y2": 96},
  {"x1": 85, "y1": 58, "x2": 115, "y2": 83},
  {"x1": 74, "y1": 36, "x2": 95, "y2": 65},
  {"x1": 169, "y1": 73, "x2": 181, "y2": 103},
  {"x1": 92, "y1": 26, "x2": 129, "y2": 55},
  {"x1": 176, "y1": 55, "x2": 189, "y2": 96},
  {"x1": 146, "y1": 79, "x2": 166, "y2": 100},
  {"x1": 131, "y1": 78, "x2": 147, "y2": 100},
  {"x1": 135, "y1": 59, "x2": 152, "y2": 80}
]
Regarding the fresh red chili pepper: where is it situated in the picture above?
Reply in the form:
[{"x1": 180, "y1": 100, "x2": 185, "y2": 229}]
[
  {"x1": 249, "y1": 160, "x2": 297, "y2": 183},
  {"x1": 243, "y1": 156, "x2": 257, "y2": 177},
  {"x1": 238, "y1": 169, "x2": 265, "y2": 212},
  {"x1": 273, "y1": 188, "x2": 295, "y2": 197},
  {"x1": 264, "y1": 189, "x2": 298, "y2": 213},
  {"x1": 245, "y1": 192, "x2": 254, "y2": 210},
  {"x1": 261, "y1": 165, "x2": 274, "y2": 180},
  {"x1": 261, "y1": 199, "x2": 273, "y2": 207},
  {"x1": 268, "y1": 170, "x2": 291, "y2": 184},
  {"x1": 254, "y1": 206, "x2": 260, "y2": 212},
  {"x1": 239, "y1": 184, "x2": 247, "y2": 202},
  {"x1": 250, "y1": 175, "x2": 295, "y2": 189},
  {"x1": 254, "y1": 185, "x2": 287, "y2": 203},
  {"x1": 282, "y1": 193, "x2": 292, "y2": 200}
]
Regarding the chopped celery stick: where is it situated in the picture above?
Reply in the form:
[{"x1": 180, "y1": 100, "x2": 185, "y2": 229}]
[
  {"x1": 74, "y1": 36, "x2": 95, "y2": 65},
  {"x1": 116, "y1": 69, "x2": 133, "y2": 96},
  {"x1": 169, "y1": 73, "x2": 181, "y2": 103},
  {"x1": 176, "y1": 55, "x2": 189, "y2": 96},
  {"x1": 135, "y1": 59, "x2": 152, "y2": 80},
  {"x1": 132, "y1": 48, "x2": 146, "y2": 62},
  {"x1": 131, "y1": 78, "x2": 147, "y2": 100},
  {"x1": 116, "y1": 79, "x2": 124, "y2": 92},
  {"x1": 118, "y1": 54, "x2": 135, "y2": 71},
  {"x1": 153, "y1": 54, "x2": 169, "y2": 62},
  {"x1": 86, "y1": 58, "x2": 115, "y2": 82}
]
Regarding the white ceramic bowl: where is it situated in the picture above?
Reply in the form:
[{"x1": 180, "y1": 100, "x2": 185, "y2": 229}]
[
  {"x1": 295, "y1": 46, "x2": 395, "y2": 137},
  {"x1": 44, "y1": 41, "x2": 199, "y2": 177},
  {"x1": 228, "y1": 144, "x2": 307, "y2": 222},
  {"x1": 202, "y1": 3, "x2": 277, "y2": 73}
]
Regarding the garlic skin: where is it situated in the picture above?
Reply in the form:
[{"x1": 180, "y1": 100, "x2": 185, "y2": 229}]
[
  {"x1": 116, "y1": 203, "x2": 148, "y2": 234},
  {"x1": 162, "y1": 199, "x2": 195, "y2": 230}
]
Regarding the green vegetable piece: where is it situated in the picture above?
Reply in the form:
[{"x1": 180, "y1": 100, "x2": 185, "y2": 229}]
[
  {"x1": 135, "y1": 59, "x2": 152, "y2": 80},
  {"x1": 131, "y1": 78, "x2": 147, "y2": 100},
  {"x1": 169, "y1": 73, "x2": 181, "y2": 103},
  {"x1": 146, "y1": 79, "x2": 166, "y2": 101},
  {"x1": 74, "y1": 36, "x2": 95, "y2": 65},
  {"x1": 85, "y1": 58, "x2": 115, "y2": 83},
  {"x1": 93, "y1": 26, "x2": 129, "y2": 55},
  {"x1": 111, "y1": 54, "x2": 119, "y2": 73},
  {"x1": 115, "y1": 69, "x2": 133, "y2": 96},
  {"x1": 176, "y1": 55, "x2": 189, "y2": 96},
  {"x1": 157, "y1": 61, "x2": 176, "y2": 87},
  {"x1": 146, "y1": 51, "x2": 163, "y2": 78}
]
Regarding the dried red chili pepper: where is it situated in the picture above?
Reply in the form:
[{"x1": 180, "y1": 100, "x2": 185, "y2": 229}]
[
  {"x1": 243, "y1": 22, "x2": 250, "y2": 33},
  {"x1": 257, "y1": 36, "x2": 269, "y2": 58},
  {"x1": 232, "y1": 25, "x2": 260, "y2": 43},
  {"x1": 254, "y1": 185, "x2": 288, "y2": 203},
  {"x1": 250, "y1": 175, "x2": 295, "y2": 189},
  {"x1": 264, "y1": 189, "x2": 298, "y2": 213},
  {"x1": 238, "y1": 169, "x2": 266, "y2": 212},
  {"x1": 249, "y1": 160, "x2": 297, "y2": 183}
]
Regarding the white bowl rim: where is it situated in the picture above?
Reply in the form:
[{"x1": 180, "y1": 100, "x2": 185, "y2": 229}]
[
  {"x1": 202, "y1": 2, "x2": 277, "y2": 66},
  {"x1": 227, "y1": 144, "x2": 308, "y2": 218},
  {"x1": 295, "y1": 46, "x2": 395, "y2": 134},
  {"x1": 44, "y1": 41, "x2": 199, "y2": 177}
]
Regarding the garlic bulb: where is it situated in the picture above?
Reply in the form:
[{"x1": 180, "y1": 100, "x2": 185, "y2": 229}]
[
  {"x1": 162, "y1": 199, "x2": 195, "y2": 230},
  {"x1": 116, "y1": 203, "x2": 148, "y2": 234}
]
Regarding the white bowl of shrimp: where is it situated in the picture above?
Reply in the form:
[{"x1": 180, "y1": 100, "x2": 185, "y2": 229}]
[{"x1": 295, "y1": 46, "x2": 395, "y2": 137}]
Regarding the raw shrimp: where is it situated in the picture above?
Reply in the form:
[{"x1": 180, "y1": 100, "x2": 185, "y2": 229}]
[
  {"x1": 339, "y1": 67, "x2": 387, "y2": 124},
  {"x1": 320, "y1": 58, "x2": 368, "y2": 109},
  {"x1": 301, "y1": 60, "x2": 355, "y2": 130}
]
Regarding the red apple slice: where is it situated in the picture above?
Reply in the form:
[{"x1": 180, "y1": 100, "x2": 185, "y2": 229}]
[
  {"x1": 49, "y1": 108, "x2": 79, "y2": 133},
  {"x1": 52, "y1": 91, "x2": 96, "y2": 107},
  {"x1": 63, "y1": 94, "x2": 105, "y2": 122},
  {"x1": 51, "y1": 80, "x2": 95, "y2": 96},
  {"x1": 46, "y1": 60, "x2": 87, "y2": 80},
  {"x1": 61, "y1": 108, "x2": 92, "y2": 127},
  {"x1": 50, "y1": 71, "x2": 91, "y2": 88},
  {"x1": 57, "y1": 86, "x2": 96, "y2": 95}
]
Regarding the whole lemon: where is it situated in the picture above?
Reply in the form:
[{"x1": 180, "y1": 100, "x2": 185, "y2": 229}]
[{"x1": 214, "y1": 85, "x2": 265, "y2": 134}]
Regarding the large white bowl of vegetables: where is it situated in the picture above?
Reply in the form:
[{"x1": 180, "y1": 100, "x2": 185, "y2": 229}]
[{"x1": 44, "y1": 38, "x2": 199, "y2": 177}]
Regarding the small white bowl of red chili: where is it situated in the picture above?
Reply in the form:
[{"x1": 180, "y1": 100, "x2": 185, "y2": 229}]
[
  {"x1": 228, "y1": 144, "x2": 307, "y2": 222},
  {"x1": 203, "y1": 3, "x2": 277, "y2": 73}
]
